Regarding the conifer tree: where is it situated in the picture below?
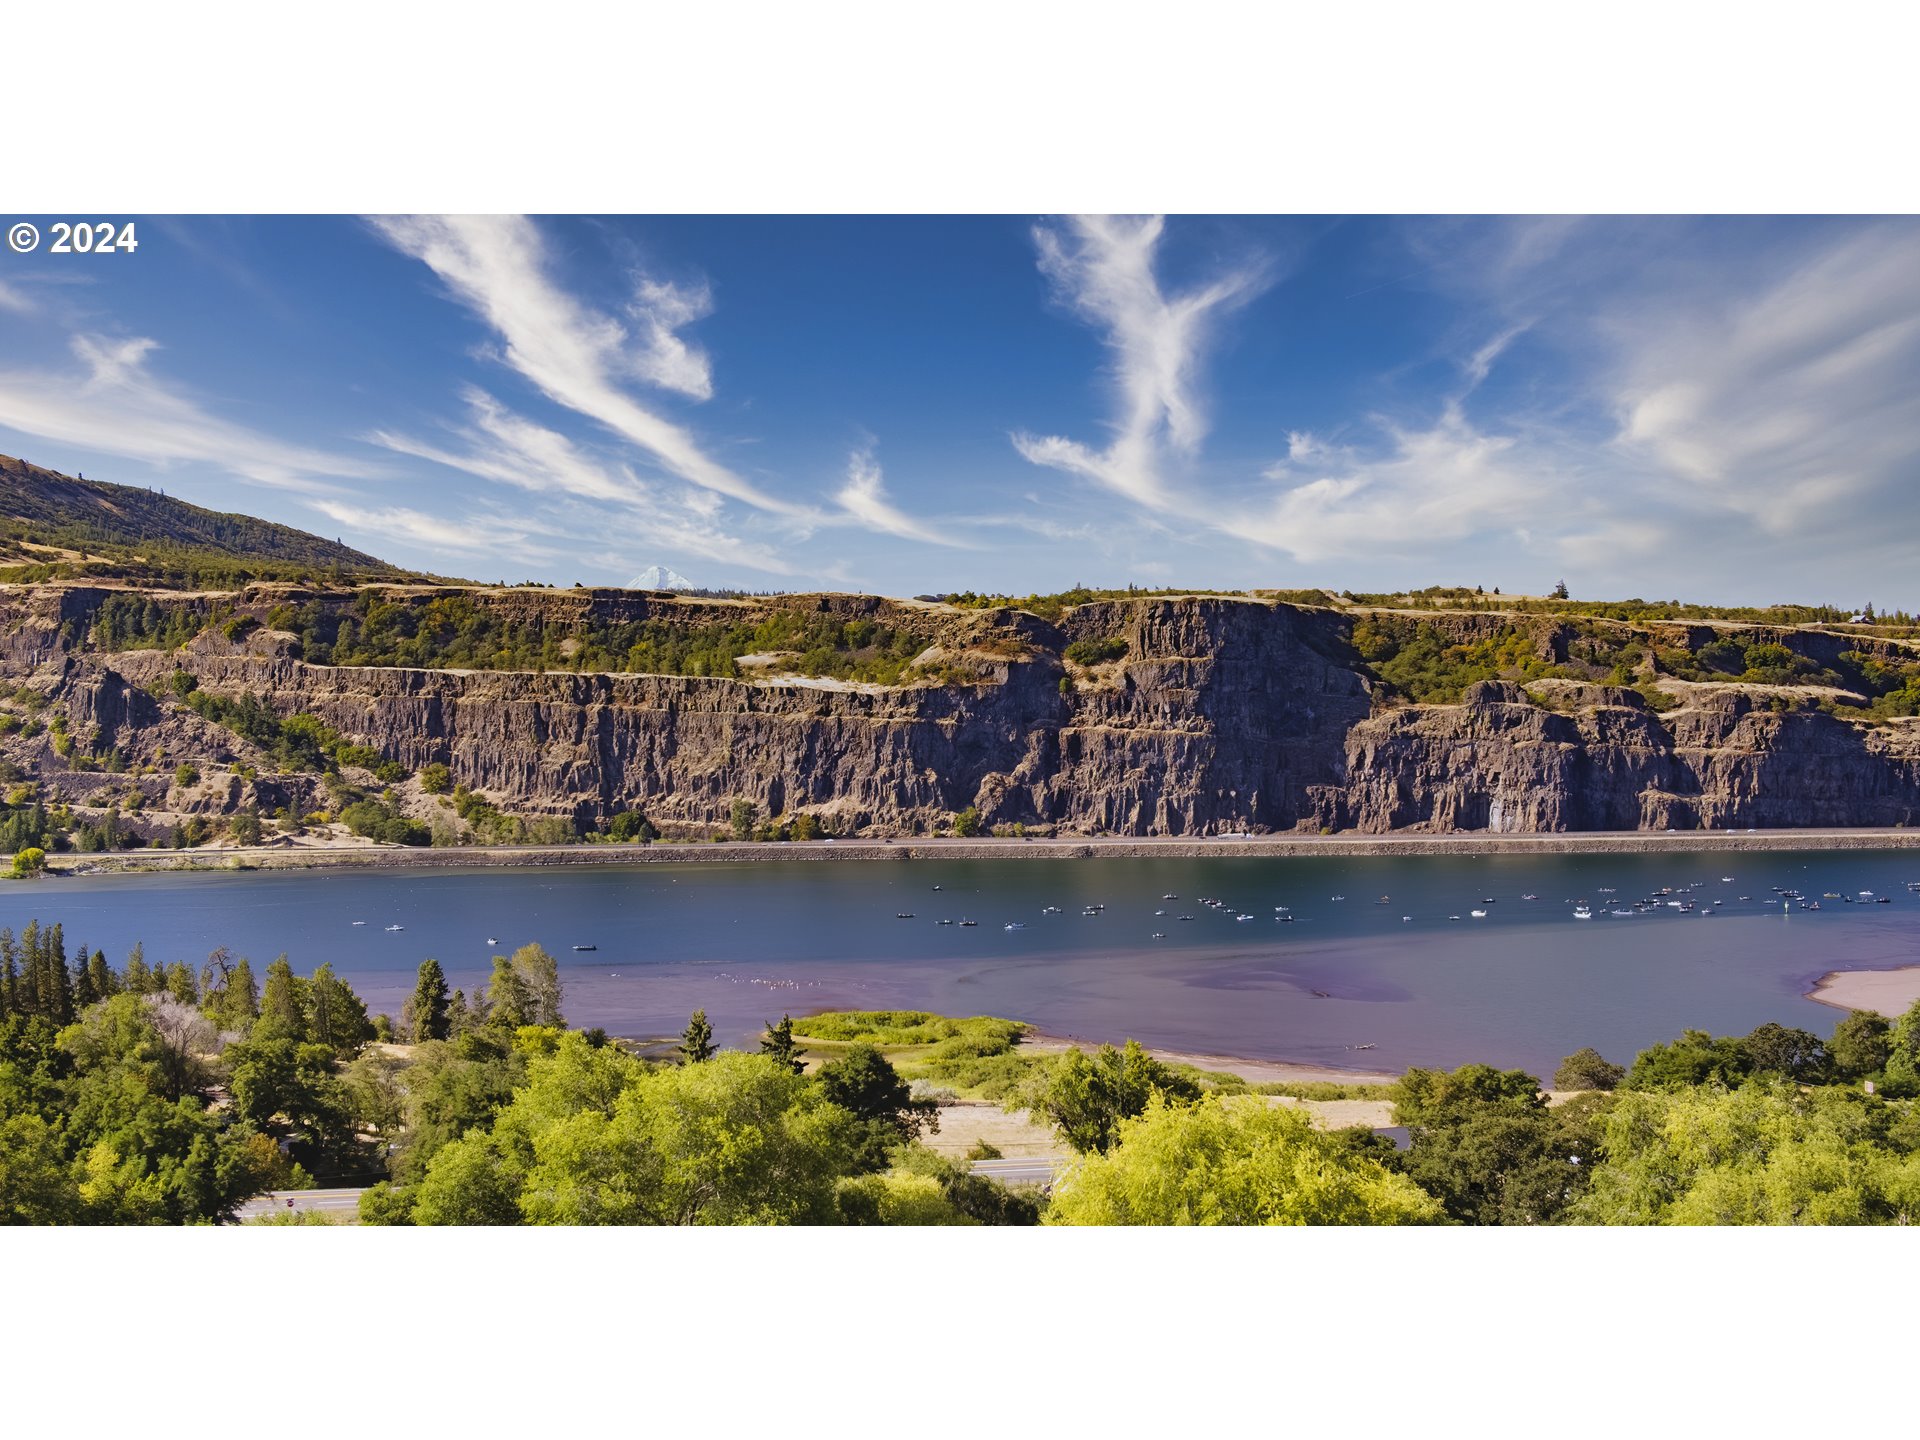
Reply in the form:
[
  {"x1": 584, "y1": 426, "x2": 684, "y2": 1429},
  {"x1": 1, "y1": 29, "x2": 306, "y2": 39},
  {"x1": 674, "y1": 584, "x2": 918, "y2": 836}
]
[
  {"x1": 123, "y1": 942, "x2": 153, "y2": 994},
  {"x1": 679, "y1": 1008, "x2": 716, "y2": 1064},
  {"x1": 71, "y1": 940, "x2": 93, "y2": 1008},
  {"x1": 760, "y1": 1014, "x2": 804, "y2": 1074},
  {"x1": 0, "y1": 928, "x2": 16, "y2": 1018},
  {"x1": 164, "y1": 960, "x2": 198, "y2": 1006},
  {"x1": 42, "y1": 922, "x2": 72, "y2": 1025},
  {"x1": 256, "y1": 956, "x2": 308, "y2": 1042},
  {"x1": 408, "y1": 958, "x2": 451, "y2": 1043},
  {"x1": 310, "y1": 962, "x2": 372, "y2": 1053},
  {"x1": 85, "y1": 949, "x2": 117, "y2": 1003}
]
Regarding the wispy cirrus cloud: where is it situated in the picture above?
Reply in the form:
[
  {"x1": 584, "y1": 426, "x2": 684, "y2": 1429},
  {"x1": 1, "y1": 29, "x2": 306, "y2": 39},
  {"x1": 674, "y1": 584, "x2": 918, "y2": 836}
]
[
  {"x1": 368, "y1": 387, "x2": 797, "y2": 574},
  {"x1": 370, "y1": 215, "x2": 802, "y2": 516},
  {"x1": 370, "y1": 385, "x2": 639, "y2": 506},
  {"x1": 1013, "y1": 215, "x2": 1270, "y2": 508},
  {"x1": 1609, "y1": 223, "x2": 1920, "y2": 535},
  {"x1": 0, "y1": 333, "x2": 378, "y2": 491},
  {"x1": 832, "y1": 447, "x2": 968, "y2": 547}
]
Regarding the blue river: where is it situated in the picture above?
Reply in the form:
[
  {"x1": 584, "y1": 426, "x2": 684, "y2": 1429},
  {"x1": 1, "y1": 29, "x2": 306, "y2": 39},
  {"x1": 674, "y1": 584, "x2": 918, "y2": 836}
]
[{"x1": 6, "y1": 850, "x2": 1918, "y2": 1074}]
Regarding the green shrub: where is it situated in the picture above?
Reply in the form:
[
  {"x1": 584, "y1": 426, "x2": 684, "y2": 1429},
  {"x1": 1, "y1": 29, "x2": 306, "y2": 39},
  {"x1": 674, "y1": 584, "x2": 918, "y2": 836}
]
[{"x1": 1064, "y1": 636, "x2": 1129, "y2": 665}]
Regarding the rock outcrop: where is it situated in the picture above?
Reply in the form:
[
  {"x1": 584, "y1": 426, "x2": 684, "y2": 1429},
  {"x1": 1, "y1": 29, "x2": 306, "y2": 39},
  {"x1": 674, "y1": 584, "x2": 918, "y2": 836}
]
[{"x1": 5, "y1": 584, "x2": 1920, "y2": 837}]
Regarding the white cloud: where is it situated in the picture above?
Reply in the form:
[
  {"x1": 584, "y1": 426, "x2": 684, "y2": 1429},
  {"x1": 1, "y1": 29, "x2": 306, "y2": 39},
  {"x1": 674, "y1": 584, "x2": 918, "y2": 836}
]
[
  {"x1": 309, "y1": 499, "x2": 533, "y2": 556},
  {"x1": 0, "y1": 281, "x2": 34, "y2": 314},
  {"x1": 371, "y1": 386, "x2": 638, "y2": 506},
  {"x1": 1244, "y1": 403, "x2": 1571, "y2": 563},
  {"x1": 1013, "y1": 215, "x2": 1268, "y2": 508},
  {"x1": 0, "y1": 333, "x2": 378, "y2": 490},
  {"x1": 833, "y1": 447, "x2": 966, "y2": 546},
  {"x1": 370, "y1": 215, "x2": 802, "y2": 516},
  {"x1": 1609, "y1": 224, "x2": 1920, "y2": 534},
  {"x1": 628, "y1": 277, "x2": 714, "y2": 400},
  {"x1": 372, "y1": 389, "x2": 798, "y2": 575}
]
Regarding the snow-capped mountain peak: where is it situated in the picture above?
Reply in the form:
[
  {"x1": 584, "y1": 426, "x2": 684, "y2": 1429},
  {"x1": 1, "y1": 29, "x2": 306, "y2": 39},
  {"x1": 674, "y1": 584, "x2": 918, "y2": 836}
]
[{"x1": 630, "y1": 565, "x2": 696, "y2": 591}]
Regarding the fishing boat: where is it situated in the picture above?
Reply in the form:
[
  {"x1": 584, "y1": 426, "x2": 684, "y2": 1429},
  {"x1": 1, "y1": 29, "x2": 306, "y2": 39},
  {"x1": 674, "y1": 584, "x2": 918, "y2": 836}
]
[
  {"x1": 895, "y1": 912, "x2": 915, "y2": 919},
  {"x1": 959, "y1": 920, "x2": 977, "y2": 927}
]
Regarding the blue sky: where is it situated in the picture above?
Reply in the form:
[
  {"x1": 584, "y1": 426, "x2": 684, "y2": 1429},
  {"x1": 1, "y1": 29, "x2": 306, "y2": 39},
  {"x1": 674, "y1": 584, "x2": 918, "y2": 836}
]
[{"x1": 1, "y1": 214, "x2": 1915, "y2": 604}]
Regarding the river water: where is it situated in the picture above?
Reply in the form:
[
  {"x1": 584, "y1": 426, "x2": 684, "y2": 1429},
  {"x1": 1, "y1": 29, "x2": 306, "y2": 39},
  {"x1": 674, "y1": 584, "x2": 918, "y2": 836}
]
[{"x1": 7, "y1": 851, "x2": 1919, "y2": 1075}]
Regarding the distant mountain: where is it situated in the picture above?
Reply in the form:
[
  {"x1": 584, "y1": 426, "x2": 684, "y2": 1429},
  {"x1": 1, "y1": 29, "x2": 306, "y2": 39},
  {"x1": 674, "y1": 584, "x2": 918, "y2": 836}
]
[
  {"x1": 631, "y1": 565, "x2": 697, "y2": 591},
  {"x1": 0, "y1": 454, "x2": 415, "y2": 586}
]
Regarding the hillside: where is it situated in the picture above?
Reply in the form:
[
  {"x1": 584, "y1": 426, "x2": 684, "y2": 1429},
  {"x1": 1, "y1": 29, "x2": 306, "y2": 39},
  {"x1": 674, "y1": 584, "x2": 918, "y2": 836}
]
[{"x1": 0, "y1": 455, "x2": 414, "y2": 586}]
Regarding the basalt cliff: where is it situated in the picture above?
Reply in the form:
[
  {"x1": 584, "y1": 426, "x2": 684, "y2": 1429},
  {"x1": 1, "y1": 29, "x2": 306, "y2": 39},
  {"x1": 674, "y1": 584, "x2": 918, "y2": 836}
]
[{"x1": 4, "y1": 580, "x2": 1919, "y2": 847}]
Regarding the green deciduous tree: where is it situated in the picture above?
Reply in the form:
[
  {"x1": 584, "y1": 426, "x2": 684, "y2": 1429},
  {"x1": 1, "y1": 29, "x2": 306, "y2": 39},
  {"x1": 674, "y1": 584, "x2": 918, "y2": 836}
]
[
  {"x1": 1828, "y1": 1010, "x2": 1892, "y2": 1082},
  {"x1": 1574, "y1": 1082, "x2": 1920, "y2": 1225},
  {"x1": 815, "y1": 1042, "x2": 937, "y2": 1169},
  {"x1": 1047, "y1": 1095, "x2": 1444, "y2": 1226},
  {"x1": 1036, "y1": 1040, "x2": 1204, "y2": 1155},
  {"x1": 1553, "y1": 1047, "x2": 1626, "y2": 1091}
]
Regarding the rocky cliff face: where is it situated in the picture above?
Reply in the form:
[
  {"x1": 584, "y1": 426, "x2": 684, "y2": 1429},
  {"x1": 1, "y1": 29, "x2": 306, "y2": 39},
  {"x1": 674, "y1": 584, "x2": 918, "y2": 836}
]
[{"x1": 5, "y1": 584, "x2": 1919, "y2": 838}]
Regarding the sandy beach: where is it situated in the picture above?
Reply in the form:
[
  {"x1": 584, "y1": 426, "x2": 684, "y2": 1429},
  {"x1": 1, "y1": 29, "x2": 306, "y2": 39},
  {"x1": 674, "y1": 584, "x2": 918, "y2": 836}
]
[{"x1": 1807, "y1": 965, "x2": 1920, "y2": 1015}]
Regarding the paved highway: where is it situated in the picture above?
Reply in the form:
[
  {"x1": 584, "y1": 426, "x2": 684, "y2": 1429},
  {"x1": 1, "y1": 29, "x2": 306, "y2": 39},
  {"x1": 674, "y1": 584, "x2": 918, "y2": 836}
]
[
  {"x1": 234, "y1": 1157, "x2": 1061, "y2": 1222},
  {"x1": 236, "y1": 1188, "x2": 369, "y2": 1221}
]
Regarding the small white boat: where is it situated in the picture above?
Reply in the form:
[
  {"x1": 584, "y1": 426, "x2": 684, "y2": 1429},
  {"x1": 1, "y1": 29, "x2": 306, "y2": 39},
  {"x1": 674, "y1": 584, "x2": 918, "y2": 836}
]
[
  {"x1": 1004, "y1": 922, "x2": 1025, "y2": 931},
  {"x1": 385, "y1": 924, "x2": 404, "y2": 932},
  {"x1": 351, "y1": 921, "x2": 366, "y2": 927},
  {"x1": 1470, "y1": 909, "x2": 1488, "y2": 918}
]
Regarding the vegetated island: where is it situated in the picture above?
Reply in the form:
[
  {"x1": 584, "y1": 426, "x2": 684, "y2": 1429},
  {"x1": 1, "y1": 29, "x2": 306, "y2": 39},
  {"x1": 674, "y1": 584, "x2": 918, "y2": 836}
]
[
  {"x1": 8, "y1": 913, "x2": 1920, "y2": 1226},
  {"x1": 7, "y1": 452, "x2": 1920, "y2": 875}
]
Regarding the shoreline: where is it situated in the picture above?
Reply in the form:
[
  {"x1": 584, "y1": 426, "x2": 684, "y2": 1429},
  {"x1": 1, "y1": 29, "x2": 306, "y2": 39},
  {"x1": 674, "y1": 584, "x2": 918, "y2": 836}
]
[
  {"x1": 1022, "y1": 1032, "x2": 1398, "y2": 1086},
  {"x1": 33, "y1": 826, "x2": 1920, "y2": 876},
  {"x1": 1806, "y1": 965, "x2": 1920, "y2": 1016}
]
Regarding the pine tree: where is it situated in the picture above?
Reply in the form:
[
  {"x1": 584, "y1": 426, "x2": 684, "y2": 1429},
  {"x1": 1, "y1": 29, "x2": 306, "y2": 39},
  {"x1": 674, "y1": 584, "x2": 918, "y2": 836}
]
[
  {"x1": 164, "y1": 960, "x2": 198, "y2": 1005},
  {"x1": 71, "y1": 940, "x2": 93, "y2": 1008},
  {"x1": 123, "y1": 942, "x2": 153, "y2": 994},
  {"x1": 310, "y1": 963, "x2": 372, "y2": 1053},
  {"x1": 43, "y1": 922, "x2": 72, "y2": 1025},
  {"x1": 409, "y1": 958, "x2": 451, "y2": 1043},
  {"x1": 0, "y1": 928, "x2": 16, "y2": 1018},
  {"x1": 256, "y1": 955, "x2": 308, "y2": 1042},
  {"x1": 86, "y1": 949, "x2": 117, "y2": 1003},
  {"x1": 760, "y1": 1014, "x2": 804, "y2": 1074},
  {"x1": 679, "y1": 1009, "x2": 716, "y2": 1064}
]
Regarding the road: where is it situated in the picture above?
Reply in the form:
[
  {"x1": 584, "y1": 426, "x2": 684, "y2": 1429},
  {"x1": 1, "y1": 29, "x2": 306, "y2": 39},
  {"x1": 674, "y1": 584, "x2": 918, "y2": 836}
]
[
  {"x1": 967, "y1": 1157, "x2": 1061, "y2": 1188},
  {"x1": 235, "y1": 1157, "x2": 1061, "y2": 1222},
  {"x1": 236, "y1": 1187, "x2": 369, "y2": 1221}
]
